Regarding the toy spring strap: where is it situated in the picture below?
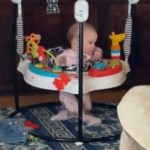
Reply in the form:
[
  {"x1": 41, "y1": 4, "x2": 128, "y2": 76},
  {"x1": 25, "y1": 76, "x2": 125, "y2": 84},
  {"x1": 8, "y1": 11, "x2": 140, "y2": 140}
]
[
  {"x1": 13, "y1": 0, "x2": 24, "y2": 56},
  {"x1": 123, "y1": 4, "x2": 132, "y2": 63},
  {"x1": 123, "y1": 0, "x2": 139, "y2": 70},
  {"x1": 13, "y1": 0, "x2": 60, "y2": 56}
]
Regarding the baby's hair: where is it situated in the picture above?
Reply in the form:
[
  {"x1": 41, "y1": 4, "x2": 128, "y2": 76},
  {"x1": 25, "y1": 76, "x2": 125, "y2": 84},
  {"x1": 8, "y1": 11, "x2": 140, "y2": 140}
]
[{"x1": 67, "y1": 22, "x2": 97, "y2": 43}]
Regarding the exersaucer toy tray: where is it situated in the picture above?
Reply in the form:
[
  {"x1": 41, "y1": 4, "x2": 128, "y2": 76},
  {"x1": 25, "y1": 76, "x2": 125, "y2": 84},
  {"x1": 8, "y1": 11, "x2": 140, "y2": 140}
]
[{"x1": 17, "y1": 59, "x2": 129, "y2": 94}]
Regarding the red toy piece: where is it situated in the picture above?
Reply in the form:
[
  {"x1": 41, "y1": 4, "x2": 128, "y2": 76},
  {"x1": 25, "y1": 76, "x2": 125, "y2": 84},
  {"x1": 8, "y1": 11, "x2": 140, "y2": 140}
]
[
  {"x1": 38, "y1": 46, "x2": 46, "y2": 61},
  {"x1": 58, "y1": 73, "x2": 70, "y2": 85},
  {"x1": 24, "y1": 120, "x2": 39, "y2": 129},
  {"x1": 53, "y1": 73, "x2": 70, "y2": 90},
  {"x1": 88, "y1": 64, "x2": 122, "y2": 77},
  {"x1": 53, "y1": 78, "x2": 64, "y2": 91}
]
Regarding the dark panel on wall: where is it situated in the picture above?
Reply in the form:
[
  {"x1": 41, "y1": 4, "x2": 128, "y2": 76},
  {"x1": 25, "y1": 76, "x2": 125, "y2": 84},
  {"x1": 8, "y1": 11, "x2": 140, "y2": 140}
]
[{"x1": 0, "y1": 0, "x2": 150, "y2": 93}]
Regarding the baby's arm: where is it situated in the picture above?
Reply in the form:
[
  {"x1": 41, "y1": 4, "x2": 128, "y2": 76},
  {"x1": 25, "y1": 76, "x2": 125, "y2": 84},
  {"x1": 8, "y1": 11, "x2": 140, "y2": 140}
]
[
  {"x1": 91, "y1": 47, "x2": 103, "y2": 61},
  {"x1": 56, "y1": 49, "x2": 76, "y2": 66},
  {"x1": 56, "y1": 53, "x2": 67, "y2": 66}
]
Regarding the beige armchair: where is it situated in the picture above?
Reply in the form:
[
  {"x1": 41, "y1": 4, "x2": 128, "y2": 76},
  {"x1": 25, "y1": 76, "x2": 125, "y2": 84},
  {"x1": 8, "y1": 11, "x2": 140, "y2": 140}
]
[{"x1": 117, "y1": 86, "x2": 150, "y2": 150}]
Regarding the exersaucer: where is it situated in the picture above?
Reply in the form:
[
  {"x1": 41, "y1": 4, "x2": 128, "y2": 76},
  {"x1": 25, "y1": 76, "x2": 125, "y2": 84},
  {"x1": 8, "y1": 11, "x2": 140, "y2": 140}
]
[
  {"x1": 10, "y1": 0, "x2": 135, "y2": 144},
  {"x1": 15, "y1": 30, "x2": 129, "y2": 143}
]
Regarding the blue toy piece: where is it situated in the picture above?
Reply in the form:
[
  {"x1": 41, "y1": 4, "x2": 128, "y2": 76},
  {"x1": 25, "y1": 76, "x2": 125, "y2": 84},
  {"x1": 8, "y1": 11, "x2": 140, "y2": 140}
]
[
  {"x1": 93, "y1": 61, "x2": 106, "y2": 70},
  {"x1": 0, "y1": 118, "x2": 28, "y2": 144},
  {"x1": 29, "y1": 63, "x2": 59, "y2": 78}
]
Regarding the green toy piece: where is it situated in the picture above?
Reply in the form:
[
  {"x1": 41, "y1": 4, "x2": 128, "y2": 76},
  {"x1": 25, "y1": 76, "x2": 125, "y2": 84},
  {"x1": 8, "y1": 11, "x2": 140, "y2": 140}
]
[
  {"x1": 108, "y1": 59, "x2": 121, "y2": 68},
  {"x1": 27, "y1": 134, "x2": 39, "y2": 142}
]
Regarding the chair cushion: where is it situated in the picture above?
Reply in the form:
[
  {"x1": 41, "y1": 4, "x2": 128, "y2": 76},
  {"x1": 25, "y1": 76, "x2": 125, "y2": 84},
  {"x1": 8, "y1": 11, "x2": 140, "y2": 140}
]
[{"x1": 117, "y1": 85, "x2": 150, "y2": 149}]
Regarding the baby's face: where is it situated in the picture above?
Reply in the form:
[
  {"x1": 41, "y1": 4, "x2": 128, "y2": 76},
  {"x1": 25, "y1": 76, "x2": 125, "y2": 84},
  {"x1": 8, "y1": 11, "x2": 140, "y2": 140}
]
[{"x1": 83, "y1": 29, "x2": 98, "y2": 55}]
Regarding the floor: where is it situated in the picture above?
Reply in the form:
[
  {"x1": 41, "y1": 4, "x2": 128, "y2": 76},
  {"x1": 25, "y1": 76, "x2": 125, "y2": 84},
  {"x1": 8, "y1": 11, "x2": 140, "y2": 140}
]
[{"x1": 0, "y1": 106, "x2": 121, "y2": 150}]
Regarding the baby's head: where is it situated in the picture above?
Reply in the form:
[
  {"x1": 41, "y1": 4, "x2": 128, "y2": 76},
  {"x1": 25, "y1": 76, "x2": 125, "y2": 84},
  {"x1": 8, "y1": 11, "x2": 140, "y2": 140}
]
[{"x1": 67, "y1": 22, "x2": 98, "y2": 55}]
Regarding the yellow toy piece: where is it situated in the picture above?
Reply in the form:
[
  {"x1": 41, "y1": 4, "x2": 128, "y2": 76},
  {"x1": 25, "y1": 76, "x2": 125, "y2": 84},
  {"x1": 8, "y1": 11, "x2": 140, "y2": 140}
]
[
  {"x1": 35, "y1": 63, "x2": 43, "y2": 68},
  {"x1": 26, "y1": 33, "x2": 41, "y2": 56},
  {"x1": 109, "y1": 32, "x2": 125, "y2": 46}
]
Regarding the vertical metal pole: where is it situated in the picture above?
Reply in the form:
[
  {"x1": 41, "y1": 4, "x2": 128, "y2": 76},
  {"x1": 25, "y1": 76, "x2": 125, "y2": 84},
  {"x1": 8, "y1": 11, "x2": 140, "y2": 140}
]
[
  {"x1": 130, "y1": 4, "x2": 139, "y2": 87},
  {"x1": 74, "y1": 0, "x2": 89, "y2": 142},
  {"x1": 11, "y1": 3, "x2": 20, "y2": 112},
  {"x1": 78, "y1": 22, "x2": 83, "y2": 141}
]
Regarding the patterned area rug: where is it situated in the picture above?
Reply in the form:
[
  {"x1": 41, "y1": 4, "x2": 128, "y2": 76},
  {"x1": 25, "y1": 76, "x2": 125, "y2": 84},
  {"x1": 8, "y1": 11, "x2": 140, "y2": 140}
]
[{"x1": 0, "y1": 103, "x2": 121, "y2": 150}]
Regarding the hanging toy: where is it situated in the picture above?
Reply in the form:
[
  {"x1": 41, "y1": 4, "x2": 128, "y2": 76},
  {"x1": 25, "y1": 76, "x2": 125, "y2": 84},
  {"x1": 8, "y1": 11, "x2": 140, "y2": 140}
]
[
  {"x1": 11, "y1": 0, "x2": 24, "y2": 56},
  {"x1": 123, "y1": 0, "x2": 139, "y2": 72},
  {"x1": 25, "y1": 33, "x2": 60, "y2": 70},
  {"x1": 25, "y1": 33, "x2": 45, "y2": 68},
  {"x1": 46, "y1": 0, "x2": 60, "y2": 14}
]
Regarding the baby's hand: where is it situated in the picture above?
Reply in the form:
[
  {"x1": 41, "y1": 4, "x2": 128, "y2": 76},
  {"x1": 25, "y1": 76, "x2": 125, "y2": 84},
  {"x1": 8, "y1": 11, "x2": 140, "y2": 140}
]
[{"x1": 91, "y1": 47, "x2": 103, "y2": 61}]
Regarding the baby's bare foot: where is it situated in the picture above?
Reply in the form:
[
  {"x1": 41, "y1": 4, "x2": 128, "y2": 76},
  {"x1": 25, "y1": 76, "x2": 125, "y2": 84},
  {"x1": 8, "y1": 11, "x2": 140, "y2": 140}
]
[
  {"x1": 50, "y1": 110, "x2": 76, "y2": 121},
  {"x1": 83, "y1": 114, "x2": 102, "y2": 126},
  {"x1": 50, "y1": 110, "x2": 68, "y2": 121}
]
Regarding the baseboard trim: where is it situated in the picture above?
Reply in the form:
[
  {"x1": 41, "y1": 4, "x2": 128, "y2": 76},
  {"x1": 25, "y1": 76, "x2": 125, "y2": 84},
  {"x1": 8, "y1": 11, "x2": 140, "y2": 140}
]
[{"x1": 0, "y1": 89, "x2": 128, "y2": 108}]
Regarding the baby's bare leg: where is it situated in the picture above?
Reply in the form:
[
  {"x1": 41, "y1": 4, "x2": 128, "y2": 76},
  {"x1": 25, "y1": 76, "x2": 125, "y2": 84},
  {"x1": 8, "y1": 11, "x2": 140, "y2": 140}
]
[
  {"x1": 59, "y1": 91, "x2": 78, "y2": 114},
  {"x1": 83, "y1": 93, "x2": 101, "y2": 125},
  {"x1": 83, "y1": 93, "x2": 92, "y2": 112},
  {"x1": 51, "y1": 92, "x2": 101, "y2": 125},
  {"x1": 50, "y1": 91, "x2": 78, "y2": 121}
]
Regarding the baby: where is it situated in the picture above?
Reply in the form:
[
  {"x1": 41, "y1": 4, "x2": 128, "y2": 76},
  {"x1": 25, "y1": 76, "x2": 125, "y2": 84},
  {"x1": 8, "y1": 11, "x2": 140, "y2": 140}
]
[
  {"x1": 50, "y1": 22, "x2": 103, "y2": 125},
  {"x1": 56, "y1": 22, "x2": 102, "y2": 67}
]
